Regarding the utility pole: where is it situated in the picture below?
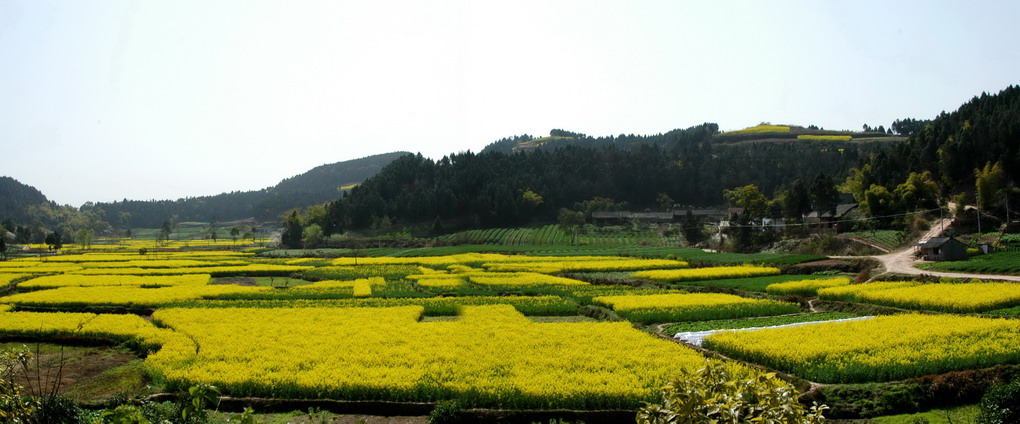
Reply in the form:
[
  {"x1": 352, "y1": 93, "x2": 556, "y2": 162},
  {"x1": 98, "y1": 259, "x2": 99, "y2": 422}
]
[{"x1": 1005, "y1": 187, "x2": 1011, "y2": 225}]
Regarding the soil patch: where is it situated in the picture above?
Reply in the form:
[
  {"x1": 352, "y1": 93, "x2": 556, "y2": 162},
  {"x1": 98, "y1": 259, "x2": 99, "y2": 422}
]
[
  {"x1": 2, "y1": 342, "x2": 145, "y2": 400},
  {"x1": 788, "y1": 259, "x2": 860, "y2": 273},
  {"x1": 211, "y1": 277, "x2": 258, "y2": 286}
]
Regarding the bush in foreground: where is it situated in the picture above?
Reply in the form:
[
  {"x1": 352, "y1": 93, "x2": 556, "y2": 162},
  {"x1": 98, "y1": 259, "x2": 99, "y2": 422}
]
[
  {"x1": 978, "y1": 378, "x2": 1020, "y2": 424},
  {"x1": 636, "y1": 360, "x2": 827, "y2": 424}
]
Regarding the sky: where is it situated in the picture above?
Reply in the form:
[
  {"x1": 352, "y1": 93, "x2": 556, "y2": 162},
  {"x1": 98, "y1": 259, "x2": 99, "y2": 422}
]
[{"x1": 2, "y1": 1, "x2": 1018, "y2": 207}]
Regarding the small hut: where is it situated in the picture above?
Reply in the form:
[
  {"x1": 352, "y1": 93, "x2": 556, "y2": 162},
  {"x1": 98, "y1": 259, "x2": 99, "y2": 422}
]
[{"x1": 916, "y1": 237, "x2": 968, "y2": 261}]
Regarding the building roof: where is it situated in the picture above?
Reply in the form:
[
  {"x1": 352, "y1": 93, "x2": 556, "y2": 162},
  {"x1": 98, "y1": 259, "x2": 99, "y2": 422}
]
[
  {"x1": 917, "y1": 237, "x2": 963, "y2": 249},
  {"x1": 591, "y1": 211, "x2": 673, "y2": 220}
]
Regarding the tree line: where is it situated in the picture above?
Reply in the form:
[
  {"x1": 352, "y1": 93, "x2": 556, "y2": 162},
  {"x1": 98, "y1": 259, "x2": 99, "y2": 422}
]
[{"x1": 313, "y1": 124, "x2": 888, "y2": 238}]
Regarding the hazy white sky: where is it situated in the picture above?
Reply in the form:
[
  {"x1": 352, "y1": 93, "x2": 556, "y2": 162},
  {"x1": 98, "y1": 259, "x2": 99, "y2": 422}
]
[{"x1": 2, "y1": 1, "x2": 1018, "y2": 207}]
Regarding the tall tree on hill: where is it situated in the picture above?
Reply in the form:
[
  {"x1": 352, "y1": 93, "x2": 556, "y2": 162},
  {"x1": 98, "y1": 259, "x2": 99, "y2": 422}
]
[
  {"x1": 809, "y1": 174, "x2": 839, "y2": 214},
  {"x1": 281, "y1": 211, "x2": 303, "y2": 249},
  {"x1": 681, "y1": 210, "x2": 707, "y2": 246},
  {"x1": 159, "y1": 220, "x2": 172, "y2": 243},
  {"x1": 657, "y1": 193, "x2": 675, "y2": 211},
  {"x1": 723, "y1": 185, "x2": 768, "y2": 219},
  {"x1": 780, "y1": 179, "x2": 812, "y2": 220},
  {"x1": 975, "y1": 161, "x2": 1007, "y2": 211},
  {"x1": 44, "y1": 231, "x2": 62, "y2": 251}
]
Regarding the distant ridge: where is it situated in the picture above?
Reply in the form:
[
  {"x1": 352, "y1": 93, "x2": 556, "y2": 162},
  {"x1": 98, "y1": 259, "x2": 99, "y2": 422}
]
[
  {"x1": 0, "y1": 176, "x2": 50, "y2": 223},
  {"x1": 93, "y1": 151, "x2": 411, "y2": 227}
]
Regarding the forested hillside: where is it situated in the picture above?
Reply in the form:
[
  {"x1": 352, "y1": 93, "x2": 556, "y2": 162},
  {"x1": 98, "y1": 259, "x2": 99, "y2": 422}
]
[
  {"x1": 837, "y1": 85, "x2": 1019, "y2": 221},
  {"x1": 480, "y1": 127, "x2": 712, "y2": 154},
  {"x1": 323, "y1": 124, "x2": 888, "y2": 233},
  {"x1": 846, "y1": 85, "x2": 1020, "y2": 193},
  {"x1": 94, "y1": 151, "x2": 409, "y2": 227},
  {"x1": 0, "y1": 176, "x2": 50, "y2": 223}
]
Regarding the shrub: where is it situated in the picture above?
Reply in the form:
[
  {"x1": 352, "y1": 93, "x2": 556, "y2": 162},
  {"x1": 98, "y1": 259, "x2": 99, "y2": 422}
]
[
  {"x1": 978, "y1": 378, "x2": 1020, "y2": 424},
  {"x1": 635, "y1": 360, "x2": 826, "y2": 424},
  {"x1": 428, "y1": 399, "x2": 463, "y2": 424},
  {"x1": 1, "y1": 346, "x2": 37, "y2": 424},
  {"x1": 32, "y1": 393, "x2": 83, "y2": 424}
]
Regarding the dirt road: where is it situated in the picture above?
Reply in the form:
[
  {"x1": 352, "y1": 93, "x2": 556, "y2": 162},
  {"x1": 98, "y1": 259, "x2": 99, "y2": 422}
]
[{"x1": 867, "y1": 218, "x2": 1020, "y2": 282}]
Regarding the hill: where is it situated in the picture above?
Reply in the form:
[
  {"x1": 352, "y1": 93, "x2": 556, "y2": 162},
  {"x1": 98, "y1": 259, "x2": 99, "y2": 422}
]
[
  {"x1": 850, "y1": 85, "x2": 1020, "y2": 194},
  {"x1": 713, "y1": 124, "x2": 907, "y2": 144},
  {"x1": 0, "y1": 176, "x2": 50, "y2": 223},
  {"x1": 94, "y1": 151, "x2": 410, "y2": 227},
  {"x1": 480, "y1": 127, "x2": 717, "y2": 154},
  {"x1": 481, "y1": 124, "x2": 907, "y2": 154},
  {"x1": 323, "y1": 124, "x2": 891, "y2": 233}
]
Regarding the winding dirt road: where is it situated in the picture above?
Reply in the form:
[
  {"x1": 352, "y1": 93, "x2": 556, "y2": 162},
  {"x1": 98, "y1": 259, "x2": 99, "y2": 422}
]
[{"x1": 867, "y1": 218, "x2": 1020, "y2": 282}]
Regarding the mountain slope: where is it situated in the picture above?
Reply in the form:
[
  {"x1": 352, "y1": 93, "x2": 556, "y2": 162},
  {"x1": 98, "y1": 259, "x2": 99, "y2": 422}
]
[
  {"x1": 325, "y1": 124, "x2": 891, "y2": 232},
  {"x1": 0, "y1": 176, "x2": 50, "y2": 223},
  {"x1": 95, "y1": 151, "x2": 411, "y2": 227},
  {"x1": 481, "y1": 126, "x2": 719, "y2": 154}
]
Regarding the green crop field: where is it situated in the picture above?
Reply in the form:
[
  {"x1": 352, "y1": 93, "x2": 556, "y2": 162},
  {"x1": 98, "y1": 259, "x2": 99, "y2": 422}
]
[
  {"x1": 844, "y1": 230, "x2": 904, "y2": 250},
  {"x1": 917, "y1": 251, "x2": 1020, "y2": 274}
]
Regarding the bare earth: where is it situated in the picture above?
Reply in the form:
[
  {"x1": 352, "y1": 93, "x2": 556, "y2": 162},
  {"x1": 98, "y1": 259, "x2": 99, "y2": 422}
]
[{"x1": 866, "y1": 218, "x2": 1020, "y2": 282}]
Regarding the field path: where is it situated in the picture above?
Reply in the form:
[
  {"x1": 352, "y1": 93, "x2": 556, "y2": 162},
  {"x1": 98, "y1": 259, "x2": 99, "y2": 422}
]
[{"x1": 852, "y1": 218, "x2": 1020, "y2": 282}]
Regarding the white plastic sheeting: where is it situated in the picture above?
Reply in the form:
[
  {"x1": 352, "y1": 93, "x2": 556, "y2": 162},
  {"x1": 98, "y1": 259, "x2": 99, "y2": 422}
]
[{"x1": 674, "y1": 316, "x2": 875, "y2": 347}]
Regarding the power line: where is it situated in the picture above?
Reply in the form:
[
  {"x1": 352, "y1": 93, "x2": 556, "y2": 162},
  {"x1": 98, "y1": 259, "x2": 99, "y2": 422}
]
[{"x1": 667, "y1": 207, "x2": 945, "y2": 231}]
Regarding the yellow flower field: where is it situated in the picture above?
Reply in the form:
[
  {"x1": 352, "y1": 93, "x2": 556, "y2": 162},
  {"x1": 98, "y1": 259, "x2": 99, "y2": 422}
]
[
  {"x1": 17, "y1": 274, "x2": 211, "y2": 289},
  {"x1": 704, "y1": 313, "x2": 1020, "y2": 383},
  {"x1": 150, "y1": 305, "x2": 711, "y2": 408},
  {"x1": 78, "y1": 259, "x2": 248, "y2": 269},
  {"x1": 0, "y1": 284, "x2": 269, "y2": 308},
  {"x1": 1, "y1": 273, "x2": 33, "y2": 286},
  {"x1": 415, "y1": 276, "x2": 466, "y2": 288},
  {"x1": 632, "y1": 265, "x2": 780, "y2": 282},
  {"x1": 0, "y1": 262, "x2": 84, "y2": 273},
  {"x1": 10, "y1": 241, "x2": 1015, "y2": 410},
  {"x1": 816, "y1": 281, "x2": 919, "y2": 302},
  {"x1": 467, "y1": 272, "x2": 589, "y2": 287},
  {"x1": 70, "y1": 264, "x2": 311, "y2": 276},
  {"x1": 848, "y1": 282, "x2": 1020, "y2": 312},
  {"x1": 726, "y1": 124, "x2": 791, "y2": 134},
  {"x1": 593, "y1": 293, "x2": 799, "y2": 323},
  {"x1": 765, "y1": 277, "x2": 850, "y2": 296},
  {"x1": 796, "y1": 134, "x2": 852, "y2": 141}
]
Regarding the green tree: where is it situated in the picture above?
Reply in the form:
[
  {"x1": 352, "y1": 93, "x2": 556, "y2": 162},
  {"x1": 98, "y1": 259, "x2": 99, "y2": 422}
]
[
  {"x1": 230, "y1": 226, "x2": 240, "y2": 245},
  {"x1": 159, "y1": 220, "x2": 173, "y2": 243},
  {"x1": 43, "y1": 231, "x2": 62, "y2": 251},
  {"x1": 781, "y1": 179, "x2": 812, "y2": 220},
  {"x1": 302, "y1": 224, "x2": 324, "y2": 248},
  {"x1": 576, "y1": 196, "x2": 626, "y2": 217},
  {"x1": 975, "y1": 161, "x2": 1006, "y2": 211},
  {"x1": 520, "y1": 189, "x2": 544, "y2": 221},
  {"x1": 862, "y1": 184, "x2": 896, "y2": 217},
  {"x1": 0, "y1": 237, "x2": 6, "y2": 260},
  {"x1": 838, "y1": 163, "x2": 875, "y2": 205},
  {"x1": 656, "y1": 193, "x2": 675, "y2": 211},
  {"x1": 809, "y1": 174, "x2": 839, "y2": 215},
  {"x1": 281, "y1": 211, "x2": 303, "y2": 249},
  {"x1": 636, "y1": 360, "x2": 827, "y2": 424},
  {"x1": 893, "y1": 171, "x2": 940, "y2": 211},
  {"x1": 206, "y1": 219, "x2": 218, "y2": 242},
  {"x1": 75, "y1": 228, "x2": 94, "y2": 250},
  {"x1": 680, "y1": 210, "x2": 706, "y2": 246},
  {"x1": 723, "y1": 185, "x2": 768, "y2": 219},
  {"x1": 557, "y1": 209, "x2": 586, "y2": 245}
]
